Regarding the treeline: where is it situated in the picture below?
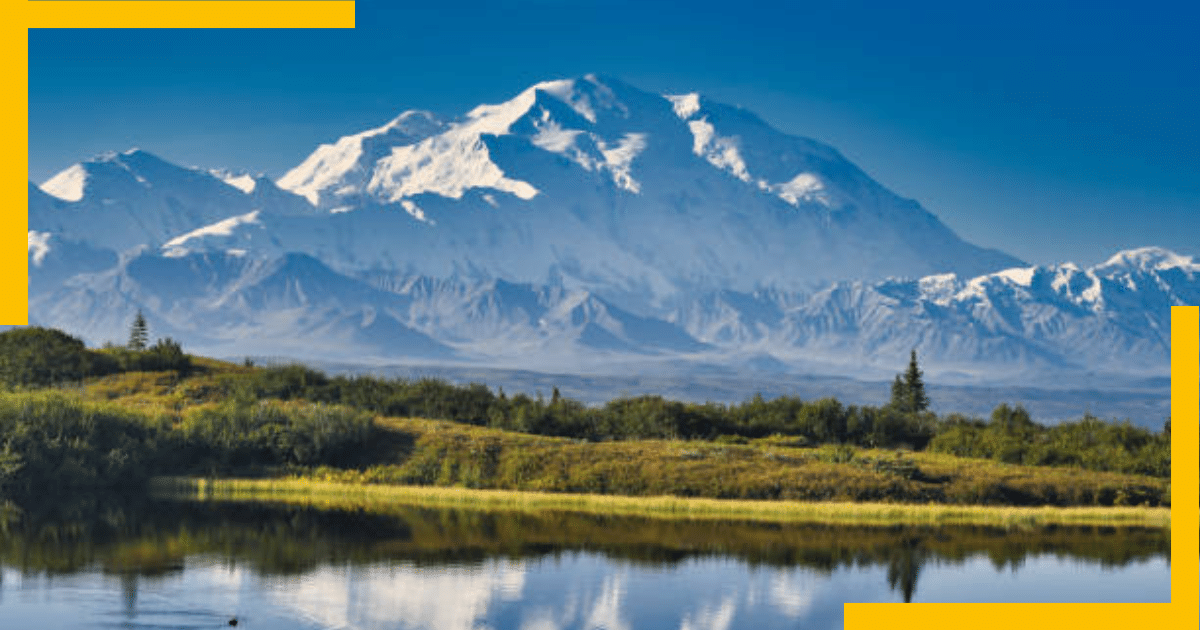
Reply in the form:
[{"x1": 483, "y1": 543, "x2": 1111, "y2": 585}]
[
  {"x1": 222, "y1": 363, "x2": 1170, "y2": 478},
  {"x1": 928, "y1": 405, "x2": 1170, "y2": 477},
  {"x1": 0, "y1": 391, "x2": 373, "y2": 498},
  {"x1": 0, "y1": 327, "x2": 190, "y2": 389},
  {"x1": 225, "y1": 364, "x2": 936, "y2": 447}
]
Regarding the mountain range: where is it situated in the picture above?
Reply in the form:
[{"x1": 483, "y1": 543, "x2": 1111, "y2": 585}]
[{"x1": 27, "y1": 74, "x2": 1195, "y2": 388}]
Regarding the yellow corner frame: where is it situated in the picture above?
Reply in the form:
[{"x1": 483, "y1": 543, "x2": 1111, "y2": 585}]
[
  {"x1": 849, "y1": 308, "x2": 1195, "y2": 628},
  {"x1": 6, "y1": 1, "x2": 355, "y2": 324},
  {"x1": 7, "y1": 4, "x2": 1197, "y2": 627}
]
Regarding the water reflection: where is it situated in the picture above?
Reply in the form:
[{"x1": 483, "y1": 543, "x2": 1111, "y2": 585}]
[
  {"x1": 271, "y1": 560, "x2": 527, "y2": 630},
  {"x1": 0, "y1": 493, "x2": 1170, "y2": 629}
]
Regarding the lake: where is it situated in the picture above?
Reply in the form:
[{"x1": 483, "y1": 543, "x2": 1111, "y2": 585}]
[{"x1": 0, "y1": 494, "x2": 1170, "y2": 629}]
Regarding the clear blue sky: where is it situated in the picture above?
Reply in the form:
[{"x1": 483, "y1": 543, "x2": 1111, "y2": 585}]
[{"x1": 28, "y1": 0, "x2": 1199, "y2": 266}]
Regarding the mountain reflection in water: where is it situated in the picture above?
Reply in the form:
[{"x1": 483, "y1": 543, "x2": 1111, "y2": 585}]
[{"x1": 0, "y1": 493, "x2": 1170, "y2": 629}]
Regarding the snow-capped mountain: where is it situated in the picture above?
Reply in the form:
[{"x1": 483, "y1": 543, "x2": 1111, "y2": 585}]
[
  {"x1": 29, "y1": 250, "x2": 453, "y2": 361},
  {"x1": 673, "y1": 246, "x2": 1197, "y2": 378},
  {"x1": 26, "y1": 244, "x2": 1195, "y2": 381},
  {"x1": 32, "y1": 148, "x2": 315, "y2": 254},
  {"x1": 140, "y1": 74, "x2": 1021, "y2": 304},
  {"x1": 277, "y1": 110, "x2": 449, "y2": 206},
  {"x1": 26, "y1": 75, "x2": 1193, "y2": 383},
  {"x1": 28, "y1": 249, "x2": 707, "y2": 366}
]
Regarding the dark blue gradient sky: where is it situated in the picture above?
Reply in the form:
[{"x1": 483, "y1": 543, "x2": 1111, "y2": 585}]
[{"x1": 28, "y1": 0, "x2": 1199, "y2": 265}]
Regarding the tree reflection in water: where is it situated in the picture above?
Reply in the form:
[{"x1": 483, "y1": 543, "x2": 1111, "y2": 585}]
[{"x1": 0, "y1": 492, "x2": 1170, "y2": 605}]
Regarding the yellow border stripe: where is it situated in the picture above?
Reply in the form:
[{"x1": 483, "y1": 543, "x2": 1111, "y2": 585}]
[
  {"x1": 1170, "y1": 306, "x2": 1198, "y2": 606},
  {"x1": 847, "y1": 308, "x2": 1196, "y2": 625},
  {"x1": 8, "y1": 1, "x2": 354, "y2": 324},
  {"x1": 5, "y1": 21, "x2": 27, "y2": 324},
  {"x1": 23, "y1": 2, "x2": 355, "y2": 29}
]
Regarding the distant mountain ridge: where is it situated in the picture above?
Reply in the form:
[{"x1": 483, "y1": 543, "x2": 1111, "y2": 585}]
[
  {"x1": 26, "y1": 74, "x2": 1192, "y2": 383},
  {"x1": 27, "y1": 243, "x2": 1195, "y2": 382}
]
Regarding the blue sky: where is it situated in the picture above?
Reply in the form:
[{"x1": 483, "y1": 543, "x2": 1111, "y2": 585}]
[{"x1": 28, "y1": 0, "x2": 1199, "y2": 266}]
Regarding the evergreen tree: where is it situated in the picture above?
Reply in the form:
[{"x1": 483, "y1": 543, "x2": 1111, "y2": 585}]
[
  {"x1": 890, "y1": 375, "x2": 906, "y2": 410},
  {"x1": 903, "y1": 350, "x2": 930, "y2": 413},
  {"x1": 890, "y1": 350, "x2": 930, "y2": 413},
  {"x1": 128, "y1": 310, "x2": 149, "y2": 351}
]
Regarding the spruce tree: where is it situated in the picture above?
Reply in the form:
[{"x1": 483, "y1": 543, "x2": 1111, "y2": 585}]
[
  {"x1": 128, "y1": 310, "x2": 149, "y2": 351},
  {"x1": 902, "y1": 350, "x2": 930, "y2": 413},
  {"x1": 890, "y1": 350, "x2": 930, "y2": 413},
  {"x1": 890, "y1": 375, "x2": 906, "y2": 410}
]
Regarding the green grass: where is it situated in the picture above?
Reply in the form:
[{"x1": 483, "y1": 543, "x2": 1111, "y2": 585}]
[
  {"x1": 158, "y1": 477, "x2": 1170, "y2": 528},
  {"x1": 299, "y1": 415, "x2": 1170, "y2": 508}
]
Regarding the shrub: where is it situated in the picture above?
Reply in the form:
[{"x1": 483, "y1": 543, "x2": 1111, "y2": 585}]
[
  {"x1": 177, "y1": 399, "x2": 373, "y2": 469},
  {"x1": 0, "y1": 391, "x2": 159, "y2": 495},
  {"x1": 0, "y1": 327, "x2": 115, "y2": 388}
]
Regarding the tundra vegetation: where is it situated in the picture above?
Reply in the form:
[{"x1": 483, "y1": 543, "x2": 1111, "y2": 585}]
[{"x1": 0, "y1": 326, "x2": 1173, "y2": 518}]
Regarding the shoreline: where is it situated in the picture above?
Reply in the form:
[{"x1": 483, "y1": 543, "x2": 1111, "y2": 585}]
[{"x1": 154, "y1": 477, "x2": 1172, "y2": 529}]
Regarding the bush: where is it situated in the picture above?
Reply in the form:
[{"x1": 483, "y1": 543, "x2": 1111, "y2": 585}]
[
  {"x1": 928, "y1": 406, "x2": 1169, "y2": 478},
  {"x1": 177, "y1": 399, "x2": 374, "y2": 469},
  {"x1": 0, "y1": 391, "x2": 159, "y2": 496},
  {"x1": 0, "y1": 327, "x2": 115, "y2": 388},
  {"x1": 100, "y1": 338, "x2": 193, "y2": 374}
]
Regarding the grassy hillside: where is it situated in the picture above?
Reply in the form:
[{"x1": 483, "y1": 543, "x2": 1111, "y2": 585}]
[
  {"x1": 0, "y1": 330, "x2": 1172, "y2": 509},
  {"x1": 301, "y1": 415, "x2": 1168, "y2": 507}
]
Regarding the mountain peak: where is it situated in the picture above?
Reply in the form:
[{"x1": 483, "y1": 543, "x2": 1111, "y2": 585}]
[
  {"x1": 382, "y1": 109, "x2": 445, "y2": 137},
  {"x1": 32, "y1": 147, "x2": 309, "y2": 255},
  {"x1": 465, "y1": 74, "x2": 634, "y2": 131},
  {"x1": 1099, "y1": 247, "x2": 1197, "y2": 273},
  {"x1": 46, "y1": 75, "x2": 1027, "y2": 300},
  {"x1": 90, "y1": 147, "x2": 144, "y2": 162},
  {"x1": 276, "y1": 109, "x2": 449, "y2": 205},
  {"x1": 101, "y1": 147, "x2": 176, "y2": 169},
  {"x1": 40, "y1": 148, "x2": 181, "y2": 201},
  {"x1": 40, "y1": 163, "x2": 88, "y2": 201}
]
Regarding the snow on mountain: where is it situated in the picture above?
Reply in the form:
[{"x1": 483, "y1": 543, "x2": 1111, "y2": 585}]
[
  {"x1": 167, "y1": 74, "x2": 1022, "y2": 303},
  {"x1": 27, "y1": 231, "x2": 118, "y2": 296},
  {"x1": 164, "y1": 211, "x2": 263, "y2": 255},
  {"x1": 278, "y1": 110, "x2": 449, "y2": 205},
  {"x1": 29, "y1": 250, "x2": 453, "y2": 361},
  {"x1": 675, "y1": 249, "x2": 1198, "y2": 378},
  {"x1": 26, "y1": 75, "x2": 1192, "y2": 383},
  {"x1": 210, "y1": 168, "x2": 258, "y2": 193},
  {"x1": 28, "y1": 182, "x2": 63, "y2": 266},
  {"x1": 28, "y1": 182, "x2": 121, "y2": 293},
  {"x1": 1095, "y1": 246, "x2": 1200, "y2": 275},
  {"x1": 383, "y1": 275, "x2": 709, "y2": 357},
  {"x1": 29, "y1": 237, "x2": 1192, "y2": 381},
  {"x1": 27, "y1": 230, "x2": 51, "y2": 266},
  {"x1": 29, "y1": 249, "x2": 707, "y2": 365},
  {"x1": 41, "y1": 163, "x2": 89, "y2": 202},
  {"x1": 32, "y1": 149, "x2": 316, "y2": 254}
]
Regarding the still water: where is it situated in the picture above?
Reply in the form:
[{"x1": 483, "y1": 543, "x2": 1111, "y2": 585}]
[{"x1": 0, "y1": 495, "x2": 1170, "y2": 629}]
